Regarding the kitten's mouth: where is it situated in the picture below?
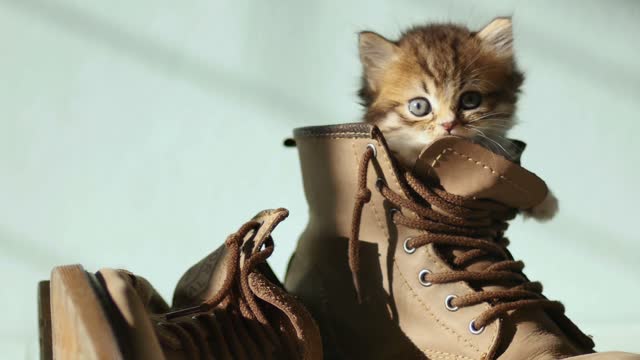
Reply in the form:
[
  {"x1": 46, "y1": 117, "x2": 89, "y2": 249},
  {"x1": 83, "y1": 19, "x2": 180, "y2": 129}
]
[
  {"x1": 434, "y1": 133, "x2": 465, "y2": 139},
  {"x1": 443, "y1": 127, "x2": 469, "y2": 138}
]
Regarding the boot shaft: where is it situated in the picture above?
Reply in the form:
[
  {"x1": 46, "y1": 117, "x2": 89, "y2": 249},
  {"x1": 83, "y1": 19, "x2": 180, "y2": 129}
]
[{"x1": 286, "y1": 123, "x2": 594, "y2": 360}]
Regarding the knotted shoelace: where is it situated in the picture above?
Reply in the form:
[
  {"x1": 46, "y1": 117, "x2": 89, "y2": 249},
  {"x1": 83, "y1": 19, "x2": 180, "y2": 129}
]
[
  {"x1": 156, "y1": 218, "x2": 298, "y2": 359},
  {"x1": 349, "y1": 144, "x2": 594, "y2": 349}
]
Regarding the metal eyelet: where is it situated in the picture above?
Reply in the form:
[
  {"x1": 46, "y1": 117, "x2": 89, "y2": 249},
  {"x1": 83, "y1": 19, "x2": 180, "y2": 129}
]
[
  {"x1": 418, "y1": 269, "x2": 432, "y2": 287},
  {"x1": 367, "y1": 143, "x2": 377, "y2": 157},
  {"x1": 375, "y1": 177, "x2": 385, "y2": 190},
  {"x1": 403, "y1": 237, "x2": 416, "y2": 254},
  {"x1": 444, "y1": 295, "x2": 458, "y2": 311},
  {"x1": 469, "y1": 320, "x2": 485, "y2": 335}
]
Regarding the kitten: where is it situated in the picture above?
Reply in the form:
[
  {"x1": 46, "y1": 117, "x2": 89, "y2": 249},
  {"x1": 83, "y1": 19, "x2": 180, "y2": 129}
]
[{"x1": 358, "y1": 17, "x2": 557, "y2": 221}]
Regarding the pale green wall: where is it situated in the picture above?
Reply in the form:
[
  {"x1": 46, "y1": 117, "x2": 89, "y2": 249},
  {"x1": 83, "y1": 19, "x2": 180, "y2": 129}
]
[{"x1": 1, "y1": 0, "x2": 638, "y2": 357}]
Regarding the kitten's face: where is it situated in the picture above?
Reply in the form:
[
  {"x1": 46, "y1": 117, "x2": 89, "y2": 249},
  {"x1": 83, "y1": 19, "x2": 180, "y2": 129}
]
[{"x1": 359, "y1": 18, "x2": 523, "y2": 168}]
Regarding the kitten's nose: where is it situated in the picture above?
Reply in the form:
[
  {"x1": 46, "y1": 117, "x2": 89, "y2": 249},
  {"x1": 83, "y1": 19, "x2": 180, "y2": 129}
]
[{"x1": 441, "y1": 121, "x2": 457, "y2": 133}]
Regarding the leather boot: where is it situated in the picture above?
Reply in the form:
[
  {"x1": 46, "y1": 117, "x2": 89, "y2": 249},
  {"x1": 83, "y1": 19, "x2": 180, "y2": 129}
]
[
  {"x1": 284, "y1": 123, "x2": 638, "y2": 360},
  {"x1": 43, "y1": 208, "x2": 322, "y2": 359}
]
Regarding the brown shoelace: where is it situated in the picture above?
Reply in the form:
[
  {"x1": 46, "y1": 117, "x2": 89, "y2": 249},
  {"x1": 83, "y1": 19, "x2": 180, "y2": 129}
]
[
  {"x1": 349, "y1": 145, "x2": 594, "y2": 348},
  {"x1": 157, "y1": 218, "x2": 294, "y2": 359}
]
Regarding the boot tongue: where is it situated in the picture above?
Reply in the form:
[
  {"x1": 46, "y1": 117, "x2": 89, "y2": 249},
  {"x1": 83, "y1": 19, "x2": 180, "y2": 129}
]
[
  {"x1": 412, "y1": 136, "x2": 548, "y2": 210},
  {"x1": 412, "y1": 138, "x2": 588, "y2": 358},
  {"x1": 411, "y1": 136, "x2": 548, "y2": 274},
  {"x1": 172, "y1": 208, "x2": 289, "y2": 308}
]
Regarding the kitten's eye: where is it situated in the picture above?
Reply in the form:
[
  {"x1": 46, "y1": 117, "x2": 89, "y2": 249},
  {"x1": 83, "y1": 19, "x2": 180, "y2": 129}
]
[
  {"x1": 460, "y1": 91, "x2": 482, "y2": 110},
  {"x1": 408, "y1": 97, "x2": 431, "y2": 117}
]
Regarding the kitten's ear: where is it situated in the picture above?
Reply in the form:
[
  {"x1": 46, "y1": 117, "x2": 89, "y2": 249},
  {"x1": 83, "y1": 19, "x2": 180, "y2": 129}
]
[
  {"x1": 358, "y1": 31, "x2": 398, "y2": 92},
  {"x1": 477, "y1": 17, "x2": 513, "y2": 57}
]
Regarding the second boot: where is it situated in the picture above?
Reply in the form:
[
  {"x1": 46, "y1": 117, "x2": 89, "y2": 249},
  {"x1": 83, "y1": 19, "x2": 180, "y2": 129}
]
[{"x1": 44, "y1": 208, "x2": 322, "y2": 359}]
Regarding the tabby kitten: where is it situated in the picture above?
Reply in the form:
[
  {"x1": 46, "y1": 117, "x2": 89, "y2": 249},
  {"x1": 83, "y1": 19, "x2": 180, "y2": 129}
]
[{"x1": 358, "y1": 17, "x2": 557, "y2": 220}]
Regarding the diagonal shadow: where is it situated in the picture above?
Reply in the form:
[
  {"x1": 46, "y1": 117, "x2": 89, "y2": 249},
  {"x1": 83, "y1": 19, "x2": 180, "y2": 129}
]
[
  {"x1": 0, "y1": 0, "x2": 332, "y2": 124},
  {"x1": 0, "y1": 227, "x2": 66, "y2": 271}
]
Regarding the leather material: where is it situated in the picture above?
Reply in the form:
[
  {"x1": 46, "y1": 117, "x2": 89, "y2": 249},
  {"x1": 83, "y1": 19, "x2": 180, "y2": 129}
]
[
  {"x1": 173, "y1": 208, "x2": 290, "y2": 307},
  {"x1": 100, "y1": 269, "x2": 208, "y2": 360},
  {"x1": 284, "y1": 123, "x2": 624, "y2": 360},
  {"x1": 172, "y1": 243, "x2": 230, "y2": 309},
  {"x1": 413, "y1": 136, "x2": 548, "y2": 210},
  {"x1": 99, "y1": 268, "x2": 167, "y2": 360}
]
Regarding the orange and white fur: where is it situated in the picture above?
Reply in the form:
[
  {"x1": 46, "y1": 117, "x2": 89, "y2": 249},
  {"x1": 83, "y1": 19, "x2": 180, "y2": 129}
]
[{"x1": 358, "y1": 17, "x2": 557, "y2": 221}]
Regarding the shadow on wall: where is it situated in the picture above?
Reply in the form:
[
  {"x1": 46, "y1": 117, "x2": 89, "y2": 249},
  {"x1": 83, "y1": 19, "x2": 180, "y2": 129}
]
[
  {"x1": 0, "y1": 227, "x2": 66, "y2": 271},
  {"x1": 0, "y1": 0, "x2": 329, "y2": 123}
]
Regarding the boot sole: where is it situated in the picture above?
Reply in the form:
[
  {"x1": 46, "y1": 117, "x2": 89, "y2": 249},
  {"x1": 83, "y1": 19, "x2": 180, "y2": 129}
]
[{"x1": 42, "y1": 264, "x2": 124, "y2": 359}]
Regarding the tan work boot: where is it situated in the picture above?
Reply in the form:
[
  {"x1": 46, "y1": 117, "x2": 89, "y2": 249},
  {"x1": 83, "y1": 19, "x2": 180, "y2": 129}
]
[
  {"x1": 42, "y1": 208, "x2": 322, "y2": 360},
  {"x1": 284, "y1": 123, "x2": 638, "y2": 360}
]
